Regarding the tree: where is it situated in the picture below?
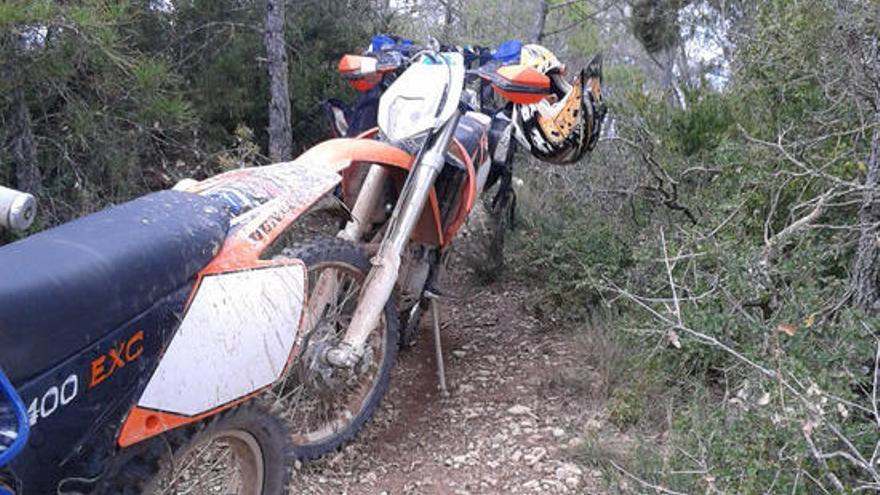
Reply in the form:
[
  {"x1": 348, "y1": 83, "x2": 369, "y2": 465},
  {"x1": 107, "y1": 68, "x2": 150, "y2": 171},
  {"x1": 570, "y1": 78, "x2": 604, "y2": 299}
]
[
  {"x1": 850, "y1": 35, "x2": 880, "y2": 312},
  {"x1": 0, "y1": 24, "x2": 41, "y2": 195},
  {"x1": 631, "y1": 0, "x2": 688, "y2": 109},
  {"x1": 533, "y1": 0, "x2": 548, "y2": 42},
  {"x1": 3, "y1": 87, "x2": 40, "y2": 195},
  {"x1": 264, "y1": 0, "x2": 293, "y2": 162}
]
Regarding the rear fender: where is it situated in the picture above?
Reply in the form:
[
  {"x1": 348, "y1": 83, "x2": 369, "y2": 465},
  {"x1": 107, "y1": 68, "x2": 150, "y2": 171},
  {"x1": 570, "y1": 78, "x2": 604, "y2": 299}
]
[
  {"x1": 117, "y1": 157, "x2": 344, "y2": 447},
  {"x1": 117, "y1": 137, "x2": 415, "y2": 447},
  {"x1": 118, "y1": 132, "x2": 475, "y2": 448}
]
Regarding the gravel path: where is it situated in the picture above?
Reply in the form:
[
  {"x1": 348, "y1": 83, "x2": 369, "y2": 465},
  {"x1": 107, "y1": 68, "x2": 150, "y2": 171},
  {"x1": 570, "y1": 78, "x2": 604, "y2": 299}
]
[{"x1": 290, "y1": 267, "x2": 607, "y2": 494}]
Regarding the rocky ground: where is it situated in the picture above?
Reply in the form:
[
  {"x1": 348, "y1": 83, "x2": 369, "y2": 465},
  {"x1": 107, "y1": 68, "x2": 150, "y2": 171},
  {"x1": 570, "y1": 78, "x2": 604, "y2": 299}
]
[{"x1": 290, "y1": 264, "x2": 612, "y2": 494}]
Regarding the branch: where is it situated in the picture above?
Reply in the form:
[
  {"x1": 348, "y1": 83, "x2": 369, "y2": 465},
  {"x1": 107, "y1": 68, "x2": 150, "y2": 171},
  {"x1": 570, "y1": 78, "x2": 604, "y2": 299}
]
[
  {"x1": 803, "y1": 431, "x2": 846, "y2": 493},
  {"x1": 607, "y1": 459, "x2": 690, "y2": 495},
  {"x1": 759, "y1": 188, "x2": 834, "y2": 269}
]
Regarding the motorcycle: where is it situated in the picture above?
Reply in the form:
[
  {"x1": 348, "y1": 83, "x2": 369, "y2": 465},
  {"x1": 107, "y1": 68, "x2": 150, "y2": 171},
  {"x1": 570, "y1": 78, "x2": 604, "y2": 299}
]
[{"x1": 0, "y1": 43, "x2": 602, "y2": 494}]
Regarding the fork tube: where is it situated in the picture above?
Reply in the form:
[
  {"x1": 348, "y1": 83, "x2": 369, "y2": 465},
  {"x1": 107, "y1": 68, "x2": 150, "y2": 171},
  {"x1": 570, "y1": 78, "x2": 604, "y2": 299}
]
[
  {"x1": 326, "y1": 113, "x2": 461, "y2": 367},
  {"x1": 339, "y1": 164, "x2": 388, "y2": 243}
]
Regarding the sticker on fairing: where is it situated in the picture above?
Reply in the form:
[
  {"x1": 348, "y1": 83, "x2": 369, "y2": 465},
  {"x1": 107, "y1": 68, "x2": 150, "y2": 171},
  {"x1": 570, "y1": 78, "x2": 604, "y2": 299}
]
[{"x1": 196, "y1": 160, "x2": 345, "y2": 225}]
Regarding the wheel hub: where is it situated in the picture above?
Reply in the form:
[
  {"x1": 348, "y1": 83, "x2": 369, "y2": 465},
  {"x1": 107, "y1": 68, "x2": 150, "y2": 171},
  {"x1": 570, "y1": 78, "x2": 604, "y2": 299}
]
[{"x1": 298, "y1": 323, "x2": 375, "y2": 394}]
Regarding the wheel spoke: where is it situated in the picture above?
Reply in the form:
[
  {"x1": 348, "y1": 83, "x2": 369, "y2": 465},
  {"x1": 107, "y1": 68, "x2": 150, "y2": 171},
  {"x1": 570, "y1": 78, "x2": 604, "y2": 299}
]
[
  {"x1": 154, "y1": 429, "x2": 262, "y2": 495},
  {"x1": 271, "y1": 259, "x2": 389, "y2": 450}
]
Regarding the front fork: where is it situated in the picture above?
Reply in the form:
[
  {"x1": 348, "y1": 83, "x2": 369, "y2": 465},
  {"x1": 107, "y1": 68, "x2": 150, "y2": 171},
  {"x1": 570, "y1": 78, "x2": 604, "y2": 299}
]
[{"x1": 325, "y1": 112, "x2": 461, "y2": 368}]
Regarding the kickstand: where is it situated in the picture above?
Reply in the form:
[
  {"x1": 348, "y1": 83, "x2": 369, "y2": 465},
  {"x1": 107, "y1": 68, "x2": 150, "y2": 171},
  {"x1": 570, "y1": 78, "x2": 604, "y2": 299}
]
[{"x1": 424, "y1": 290, "x2": 448, "y2": 396}]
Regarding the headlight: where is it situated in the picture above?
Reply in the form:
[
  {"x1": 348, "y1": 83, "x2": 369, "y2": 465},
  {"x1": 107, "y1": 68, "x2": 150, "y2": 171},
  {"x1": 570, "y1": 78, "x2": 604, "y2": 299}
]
[
  {"x1": 383, "y1": 95, "x2": 430, "y2": 142},
  {"x1": 377, "y1": 54, "x2": 464, "y2": 143}
]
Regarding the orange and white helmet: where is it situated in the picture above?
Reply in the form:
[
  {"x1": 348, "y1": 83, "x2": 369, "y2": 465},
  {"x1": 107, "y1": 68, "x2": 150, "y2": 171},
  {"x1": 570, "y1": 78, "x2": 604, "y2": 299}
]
[{"x1": 512, "y1": 45, "x2": 605, "y2": 164}]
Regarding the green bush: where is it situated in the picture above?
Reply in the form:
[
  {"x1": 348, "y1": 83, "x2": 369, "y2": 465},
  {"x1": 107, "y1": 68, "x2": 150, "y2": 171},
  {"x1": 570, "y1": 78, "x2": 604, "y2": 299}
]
[{"x1": 516, "y1": 205, "x2": 633, "y2": 318}]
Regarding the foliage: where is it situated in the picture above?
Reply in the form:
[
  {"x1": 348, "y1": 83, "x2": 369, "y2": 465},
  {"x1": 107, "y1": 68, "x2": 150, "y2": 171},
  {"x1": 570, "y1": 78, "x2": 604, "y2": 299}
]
[
  {"x1": 0, "y1": 0, "x2": 374, "y2": 225},
  {"x1": 631, "y1": 0, "x2": 687, "y2": 54},
  {"x1": 2, "y1": 0, "x2": 879, "y2": 491},
  {"x1": 512, "y1": 0, "x2": 880, "y2": 491},
  {"x1": 516, "y1": 205, "x2": 633, "y2": 316}
]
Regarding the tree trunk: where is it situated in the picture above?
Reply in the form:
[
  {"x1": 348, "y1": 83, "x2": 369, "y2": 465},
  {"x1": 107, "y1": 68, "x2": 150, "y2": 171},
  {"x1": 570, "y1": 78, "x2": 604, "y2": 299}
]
[
  {"x1": 5, "y1": 87, "x2": 41, "y2": 194},
  {"x1": 852, "y1": 121, "x2": 880, "y2": 311},
  {"x1": 1, "y1": 32, "x2": 40, "y2": 194},
  {"x1": 264, "y1": 0, "x2": 293, "y2": 162},
  {"x1": 852, "y1": 37, "x2": 880, "y2": 312},
  {"x1": 662, "y1": 48, "x2": 687, "y2": 110},
  {"x1": 442, "y1": 0, "x2": 454, "y2": 38},
  {"x1": 533, "y1": 0, "x2": 548, "y2": 42}
]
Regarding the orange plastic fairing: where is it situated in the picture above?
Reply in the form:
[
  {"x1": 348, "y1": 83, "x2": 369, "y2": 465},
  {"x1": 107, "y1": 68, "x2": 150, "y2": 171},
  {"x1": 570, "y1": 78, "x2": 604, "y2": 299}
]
[
  {"x1": 118, "y1": 259, "x2": 309, "y2": 448},
  {"x1": 497, "y1": 65, "x2": 551, "y2": 90},
  {"x1": 338, "y1": 54, "x2": 370, "y2": 74},
  {"x1": 490, "y1": 64, "x2": 551, "y2": 104},
  {"x1": 493, "y1": 86, "x2": 545, "y2": 105},
  {"x1": 339, "y1": 128, "x2": 476, "y2": 246},
  {"x1": 338, "y1": 54, "x2": 387, "y2": 92}
]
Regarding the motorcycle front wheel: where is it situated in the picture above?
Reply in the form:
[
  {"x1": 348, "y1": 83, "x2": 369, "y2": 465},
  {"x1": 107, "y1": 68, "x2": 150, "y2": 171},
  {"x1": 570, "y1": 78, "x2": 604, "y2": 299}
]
[{"x1": 271, "y1": 238, "x2": 399, "y2": 460}]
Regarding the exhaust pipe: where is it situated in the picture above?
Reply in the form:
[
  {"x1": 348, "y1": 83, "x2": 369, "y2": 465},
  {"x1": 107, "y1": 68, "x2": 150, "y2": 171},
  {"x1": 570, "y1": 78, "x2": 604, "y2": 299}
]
[{"x1": 0, "y1": 186, "x2": 36, "y2": 232}]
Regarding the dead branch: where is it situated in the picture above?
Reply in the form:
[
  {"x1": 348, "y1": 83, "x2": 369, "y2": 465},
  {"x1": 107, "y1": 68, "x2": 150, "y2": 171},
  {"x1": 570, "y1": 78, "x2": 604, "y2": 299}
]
[
  {"x1": 607, "y1": 234, "x2": 880, "y2": 490},
  {"x1": 759, "y1": 188, "x2": 834, "y2": 269},
  {"x1": 803, "y1": 430, "x2": 846, "y2": 493},
  {"x1": 607, "y1": 459, "x2": 690, "y2": 495}
]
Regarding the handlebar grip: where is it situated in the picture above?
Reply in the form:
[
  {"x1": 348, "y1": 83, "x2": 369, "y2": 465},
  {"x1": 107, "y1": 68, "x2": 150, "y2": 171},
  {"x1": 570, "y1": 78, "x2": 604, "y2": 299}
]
[{"x1": 0, "y1": 186, "x2": 36, "y2": 231}]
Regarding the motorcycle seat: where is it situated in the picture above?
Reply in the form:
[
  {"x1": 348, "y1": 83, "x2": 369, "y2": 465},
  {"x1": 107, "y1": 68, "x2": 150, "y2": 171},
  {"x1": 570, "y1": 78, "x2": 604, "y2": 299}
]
[
  {"x1": 449, "y1": 112, "x2": 491, "y2": 170},
  {"x1": 0, "y1": 190, "x2": 230, "y2": 384}
]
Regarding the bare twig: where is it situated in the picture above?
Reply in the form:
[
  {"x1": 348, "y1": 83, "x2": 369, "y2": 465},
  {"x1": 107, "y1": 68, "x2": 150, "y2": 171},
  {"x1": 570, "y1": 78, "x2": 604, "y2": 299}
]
[
  {"x1": 803, "y1": 431, "x2": 846, "y2": 493},
  {"x1": 607, "y1": 459, "x2": 690, "y2": 495},
  {"x1": 759, "y1": 188, "x2": 834, "y2": 269}
]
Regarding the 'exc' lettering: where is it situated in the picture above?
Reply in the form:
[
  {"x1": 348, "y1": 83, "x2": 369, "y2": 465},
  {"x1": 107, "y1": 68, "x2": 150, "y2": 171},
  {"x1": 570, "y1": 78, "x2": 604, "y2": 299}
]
[{"x1": 89, "y1": 330, "x2": 144, "y2": 388}]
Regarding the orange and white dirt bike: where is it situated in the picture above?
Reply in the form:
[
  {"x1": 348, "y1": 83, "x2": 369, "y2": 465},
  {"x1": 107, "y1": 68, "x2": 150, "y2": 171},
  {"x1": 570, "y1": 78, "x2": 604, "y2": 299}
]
[{"x1": 0, "y1": 46, "x2": 602, "y2": 495}]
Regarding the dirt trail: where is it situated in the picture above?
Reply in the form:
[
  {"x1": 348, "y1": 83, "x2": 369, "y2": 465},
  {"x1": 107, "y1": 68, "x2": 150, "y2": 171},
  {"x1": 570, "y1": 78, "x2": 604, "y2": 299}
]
[{"x1": 291, "y1": 266, "x2": 608, "y2": 494}]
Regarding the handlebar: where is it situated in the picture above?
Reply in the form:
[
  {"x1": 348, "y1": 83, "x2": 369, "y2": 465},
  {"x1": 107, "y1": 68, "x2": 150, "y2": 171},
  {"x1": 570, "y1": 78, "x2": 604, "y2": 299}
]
[
  {"x1": 0, "y1": 367, "x2": 29, "y2": 468},
  {"x1": 0, "y1": 186, "x2": 36, "y2": 232}
]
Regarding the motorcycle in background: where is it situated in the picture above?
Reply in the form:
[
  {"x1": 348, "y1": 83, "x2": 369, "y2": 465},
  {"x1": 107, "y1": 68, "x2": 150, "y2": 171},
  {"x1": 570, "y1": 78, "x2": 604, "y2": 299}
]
[{"x1": 0, "y1": 41, "x2": 603, "y2": 494}]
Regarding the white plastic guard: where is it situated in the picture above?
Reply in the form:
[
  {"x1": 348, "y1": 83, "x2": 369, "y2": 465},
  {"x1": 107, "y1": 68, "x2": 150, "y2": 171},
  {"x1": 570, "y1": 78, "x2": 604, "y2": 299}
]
[{"x1": 138, "y1": 263, "x2": 305, "y2": 416}]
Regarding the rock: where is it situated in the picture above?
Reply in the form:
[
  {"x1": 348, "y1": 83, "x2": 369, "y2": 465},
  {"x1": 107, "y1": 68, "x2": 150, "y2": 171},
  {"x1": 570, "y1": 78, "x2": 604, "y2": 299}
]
[
  {"x1": 523, "y1": 479, "x2": 541, "y2": 489},
  {"x1": 556, "y1": 463, "x2": 583, "y2": 487},
  {"x1": 567, "y1": 437, "x2": 585, "y2": 449},
  {"x1": 511, "y1": 450, "x2": 523, "y2": 462},
  {"x1": 551, "y1": 427, "x2": 565, "y2": 438},
  {"x1": 525, "y1": 447, "x2": 547, "y2": 466},
  {"x1": 585, "y1": 418, "x2": 602, "y2": 430},
  {"x1": 452, "y1": 349, "x2": 467, "y2": 358},
  {"x1": 507, "y1": 405, "x2": 532, "y2": 416}
]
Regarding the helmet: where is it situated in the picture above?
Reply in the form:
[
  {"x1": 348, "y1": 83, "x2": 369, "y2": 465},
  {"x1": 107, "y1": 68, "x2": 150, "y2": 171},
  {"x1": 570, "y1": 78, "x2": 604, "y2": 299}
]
[{"x1": 512, "y1": 45, "x2": 605, "y2": 164}]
